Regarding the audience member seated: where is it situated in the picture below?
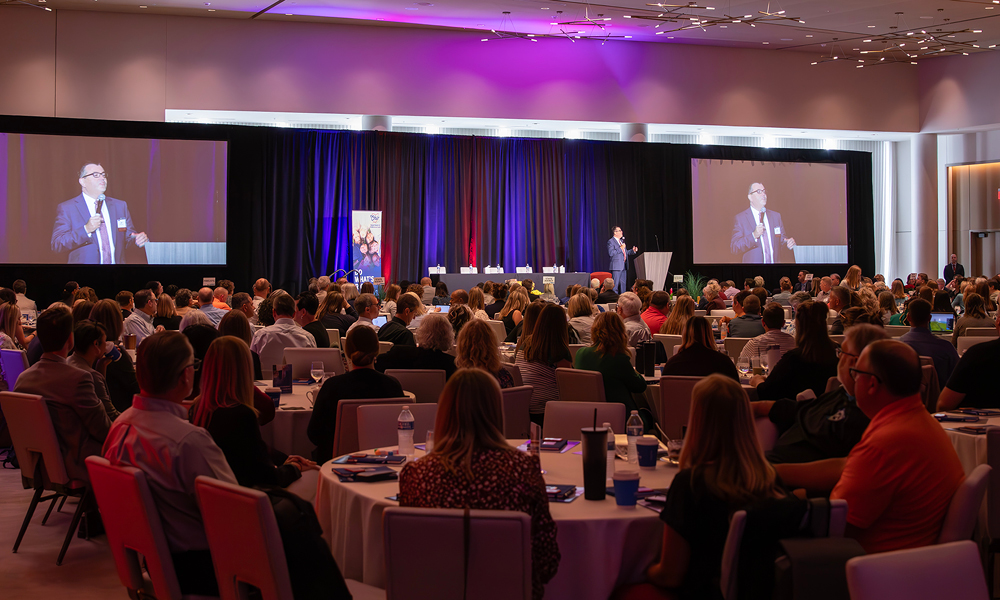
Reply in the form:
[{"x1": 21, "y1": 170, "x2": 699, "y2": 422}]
[
  {"x1": 71, "y1": 300, "x2": 95, "y2": 325},
  {"x1": 467, "y1": 287, "x2": 490, "y2": 320},
  {"x1": 727, "y1": 293, "x2": 765, "y2": 338},
  {"x1": 398, "y1": 368, "x2": 560, "y2": 600},
  {"x1": 419, "y1": 276, "x2": 435, "y2": 304},
  {"x1": 13, "y1": 279, "x2": 36, "y2": 314},
  {"x1": 876, "y1": 291, "x2": 898, "y2": 325},
  {"x1": 697, "y1": 282, "x2": 726, "y2": 314},
  {"x1": 567, "y1": 293, "x2": 597, "y2": 345},
  {"x1": 376, "y1": 313, "x2": 457, "y2": 379},
  {"x1": 449, "y1": 289, "x2": 469, "y2": 307},
  {"x1": 899, "y1": 298, "x2": 959, "y2": 388},
  {"x1": 122, "y1": 289, "x2": 161, "y2": 344},
  {"x1": 951, "y1": 292, "x2": 994, "y2": 344},
  {"x1": 456, "y1": 319, "x2": 515, "y2": 389},
  {"x1": 596, "y1": 278, "x2": 619, "y2": 304},
  {"x1": 211, "y1": 287, "x2": 232, "y2": 312},
  {"x1": 251, "y1": 278, "x2": 271, "y2": 320},
  {"x1": 196, "y1": 287, "x2": 227, "y2": 327},
  {"x1": 772, "y1": 277, "x2": 793, "y2": 306},
  {"x1": 641, "y1": 291, "x2": 670, "y2": 335},
  {"x1": 539, "y1": 283, "x2": 560, "y2": 304},
  {"x1": 738, "y1": 302, "x2": 796, "y2": 363},
  {"x1": 448, "y1": 304, "x2": 473, "y2": 338},
  {"x1": 827, "y1": 286, "x2": 851, "y2": 335},
  {"x1": 937, "y1": 314, "x2": 1000, "y2": 411},
  {"x1": 0, "y1": 302, "x2": 30, "y2": 351},
  {"x1": 515, "y1": 304, "x2": 573, "y2": 426},
  {"x1": 218, "y1": 309, "x2": 265, "y2": 383},
  {"x1": 485, "y1": 284, "x2": 508, "y2": 319},
  {"x1": 659, "y1": 295, "x2": 694, "y2": 335},
  {"x1": 662, "y1": 315, "x2": 738, "y2": 381},
  {"x1": 378, "y1": 293, "x2": 419, "y2": 346},
  {"x1": 294, "y1": 292, "x2": 329, "y2": 348},
  {"x1": 499, "y1": 288, "x2": 531, "y2": 336},
  {"x1": 251, "y1": 293, "x2": 316, "y2": 371},
  {"x1": 346, "y1": 293, "x2": 381, "y2": 334},
  {"x1": 574, "y1": 312, "x2": 647, "y2": 419},
  {"x1": 381, "y1": 284, "x2": 400, "y2": 319},
  {"x1": 308, "y1": 327, "x2": 404, "y2": 464},
  {"x1": 230, "y1": 291, "x2": 255, "y2": 323},
  {"x1": 89, "y1": 299, "x2": 140, "y2": 413},
  {"x1": 153, "y1": 293, "x2": 182, "y2": 331},
  {"x1": 103, "y1": 331, "x2": 237, "y2": 596},
  {"x1": 617, "y1": 292, "x2": 651, "y2": 347},
  {"x1": 774, "y1": 340, "x2": 964, "y2": 554},
  {"x1": 68, "y1": 321, "x2": 120, "y2": 421},
  {"x1": 755, "y1": 324, "x2": 888, "y2": 464},
  {"x1": 431, "y1": 282, "x2": 450, "y2": 306},
  {"x1": 189, "y1": 336, "x2": 316, "y2": 489},
  {"x1": 616, "y1": 375, "x2": 789, "y2": 600},
  {"x1": 116, "y1": 290, "x2": 134, "y2": 320},
  {"x1": 753, "y1": 301, "x2": 838, "y2": 402},
  {"x1": 316, "y1": 291, "x2": 357, "y2": 337}
]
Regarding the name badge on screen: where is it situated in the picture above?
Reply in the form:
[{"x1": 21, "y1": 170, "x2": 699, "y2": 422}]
[
  {"x1": 774, "y1": 227, "x2": 781, "y2": 235},
  {"x1": 117, "y1": 218, "x2": 127, "y2": 232}
]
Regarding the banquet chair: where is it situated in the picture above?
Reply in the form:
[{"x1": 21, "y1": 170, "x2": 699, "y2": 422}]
[
  {"x1": 694, "y1": 310, "x2": 707, "y2": 317},
  {"x1": 919, "y1": 362, "x2": 940, "y2": 413},
  {"x1": 987, "y1": 430, "x2": 1000, "y2": 594},
  {"x1": 486, "y1": 320, "x2": 507, "y2": 345},
  {"x1": 357, "y1": 403, "x2": 438, "y2": 450},
  {"x1": 652, "y1": 334, "x2": 683, "y2": 362},
  {"x1": 555, "y1": 368, "x2": 606, "y2": 403},
  {"x1": 658, "y1": 376, "x2": 702, "y2": 440},
  {"x1": 965, "y1": 327, "x2": 999, "y2": 337},
  {"x1": 754, "y1": 417, "x2": 779, "y2": 452},
  {"x1": 958, "y1": 335, "x2": 993, "y2": 354},
  {"x1": 568, "y1": 344, "x2": 586, "y2": 362},
  {"x1": 590, "y1": 271, "x2": 613, "y2": 284},
  {"x1": 542, "y1": 401, "x2": 626, "y2": 440},
  {"x1": 712, "y1": 309, "x2": 736, "y2": 318},
  {"x1": 937, "y1": 463, "x2": 991, "y2": 544},
  {"x1": 501, "y1": 363, "x2": 523, "y2": 387},
  {"x1": 383, "y1": 507, "x2": 531, "y2": 600},
  {"x1": 333, "y1": 398, "x2": 412, "y2": 457},
  {"x1": 384, "y1": 369, "x2": 447, "y2": 404},
  {"x1": 846, "y1": 541, "x2": 988, "y2": 600},
  {"x1": 2, "y1": 391, "x2": 90, "y2": 566},
  {"x1": 829, "y1": 335, "x2": 845, "y2": 345},
  {"x1": 884, "y1": 325, "x2": 910, "y2": 338},
  {"x1": 500, "y1": 386, "x2": 533, "y2": 439},
  {"x1": 723, "y1": 338, "x2": 752, "y2": 359},
  {"x1": 84, "y1": 456, "x2": 213, "y2": 600},
  {"x1": 325, "y1": 329, "x2": 341, "y2": 348},
  {"x1": 0, "y1": 349, "x2": 29, "y2": 389},
  {"x1": 824, "y1": 376, "x2": 843, "y2": 394},
  {"x1": 283, "y1": 347, "x2": 344, "y2": 378},
  {"x1": 378, "y1": 341, "x2": 394, "y2": 355},
  {"x1": 721, "y1": 499, "x2": 849, "y2": 600}
]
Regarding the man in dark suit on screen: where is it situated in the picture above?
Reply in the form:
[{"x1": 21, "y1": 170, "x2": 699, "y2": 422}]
[
  {"x1": 730, "y1": 182, "x2": 796, "y2": 264},
  {"x1": 607, "y1": 226, "x2": 637, "y2": 294},
  {"x1": 51, "y1": 163, "x2": 149, "y2": 264}
]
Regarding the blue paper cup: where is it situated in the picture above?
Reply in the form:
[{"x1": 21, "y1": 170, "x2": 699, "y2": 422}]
[
  {"x1": 636, "y1": 437, "x2": 659, "y2": 470},
  {"x1": 612, "y1": 471, "x2": 640, "y2": 508},
  {"x1": 265, "y1": 387, "x2": 281, "y2": 408}
]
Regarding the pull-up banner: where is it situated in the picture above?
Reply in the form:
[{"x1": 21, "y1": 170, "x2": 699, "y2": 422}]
[{"x1": 351, "y1": 210, "x2": 383, "y2": 284}]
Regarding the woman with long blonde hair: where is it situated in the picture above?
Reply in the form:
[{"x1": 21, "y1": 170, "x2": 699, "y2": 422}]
[
  {"x1": 467, "y1": 287, "x2": 490, "y2": 321},
  {"x1": 660, "y1": 295, "x2": 694, "y2": 335},
  {"x1": 398, "y1": 369, "x2": 560, "y2": 600},
  {"x1": 499, "y1": 287, "x2": 530, "y2": 336},
  {"x1": 0, "y1": 302, "x2": 31, "y2": 350},
  {"x1": 842, "y1": 265, "x2": 863, "y2": 291},
  {"x1": 456, "y1": 319, "x2": 515, "y2": 388},
  {"x1": 191, "y1": 336, "x2": 315, "y2": 488}
]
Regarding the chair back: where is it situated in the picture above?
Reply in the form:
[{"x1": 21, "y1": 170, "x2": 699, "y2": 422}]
[
  {"x1": 554, "y1": 368, "x2": 606, "y2": 403},
  {"x1": 333, "y1": 397, "x2": 413, "y2": 457},
  {"x1": 938, "y1": 464, "x2": 991, "y2": 543},
  {"x1": 846, "y1": 540, "x2": 988, "y2": 600},
  {"x1": 379, "y1": 341, "x2": 394, "y2": 355},
  {"x1": 920, "y1": 363, "x2": 941, "y2": 413},
  {"x1": 325, "y1": 329, "x2": 341, "y2": 348},
  {"x1": 194, "y1": 476, "x2": 294, "y2": 600},
  {"x1": 652, "y1": 334, "x2": 683, "y2": 362},
  {"x1": 754, "y1": 417, "x2": 779, "y2": 453},
  {"x1": 84, "y1": 456, "x2": 184, "y2": 600},
  {"x1": 500, "y1": 386, "x2": 533, "y2": 439},
  {"x1": 357, "y1": 404, "x2": 438, "y2": 450},
  {"x1": 825, "y1": 376, "x2": 843, "y2": 394},
  {"x1": 723, "y1": 337, "x2": 752, "y2": 359},
  {"x1": 0, "y1": 391, "x2": 71, "y2": 487},
  {"x1": 383, "y1": 507, "x2": 532, "y2": 600},
  {"x1": 486, "y1": 320, "x2": 507, "y2": 345},
  {"x1": 501, "y1": 363, "x2": 523, "y2": 387},
  {"x1": 884, "y1": 325, "x2": 910, "y2": 338},
  {"x1": 542, "y1": 401, "x2": 626, "y2": 440},
  {"x1": 713, "y1": 309, "x2": 736, "y2": 318},
  {"x1": 694, "y1": 310, "x2": 706, "y2": 317},
  {"x1": 829, "y1": 335, "x2": 845, "y2": 345},
  {"x1": 988, "y1": 430, "x2": 1000, "y2": 541},
  {"x1": 965, "y1": 327, "x2": 998, "y2": 337},
  {"x1": 568, "y1": 344, "x2": 586, "y2": 361},
  {"x1": 658, "y1": 375, "x2": 702, "y2": 440},
  {"x1": 384, "y1": 369, "x2": 447, "y2": 404},
  {"x1": 590, "y1": 271, "x2": 612, "y2": 283},
  {"x1": 958, "y1": 336, "x2": 993, "y2": 354},
  {"x1": 282, "y1": 347, "x2": 344, "y2": 378},
  {"x1": 0, "y1": 349, "x2": 29, "y2": 389}
]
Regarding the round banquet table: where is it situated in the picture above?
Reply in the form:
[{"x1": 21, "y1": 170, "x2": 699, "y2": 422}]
[
  {"x1": 316, "y1": 440, "x2": 678, "y2": 600},
  {"x1": 940, "y1": 415, "x2": 998, "y2": 476}
]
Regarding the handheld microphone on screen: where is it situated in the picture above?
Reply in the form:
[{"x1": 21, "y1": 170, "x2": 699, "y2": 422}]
[
  {"x1": 95, "y1": 194, "x2": 105, "y2": 214},
  {"x1": 655, "y1": 235, "x2": 661, "y2": 252}
]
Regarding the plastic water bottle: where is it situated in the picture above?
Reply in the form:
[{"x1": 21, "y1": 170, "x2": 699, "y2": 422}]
[
  {"x1": 626, "y1": 411, "x2": 643, "y2": 466},
  {"x1": 397, "y1": 406, "x2": 415, "y2": 458},
  {"x1": 604, "y1": 422, "x2": 616, "y2": 478},
  {"x1": 720, "y1": 320, "x2": 728, "y2": 340}
]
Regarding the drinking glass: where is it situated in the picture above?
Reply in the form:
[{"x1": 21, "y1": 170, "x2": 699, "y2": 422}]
[
  {"x1": 737, "y1": 358, "x2": 751, "y2": 376},
  {"x1": 759, "y1": 353, "x2": 769, "y2": 374},
  {"x1": 310, "y1": 361, "x2": 325, "y2": 384},
  {"x1": 425, "y1": 430, "x2": 435, "y2": 454}
]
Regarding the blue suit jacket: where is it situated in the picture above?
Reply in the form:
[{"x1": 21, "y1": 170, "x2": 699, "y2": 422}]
[
  {"x1": 607, "y1": 237, "x2": 635, "y2": 271},
  {"x1": 730, "y1": 207, "x2": 788, "y2": 264},
  {"x1": 51, "y1": 194, "x2": 140, "y2": 264}
]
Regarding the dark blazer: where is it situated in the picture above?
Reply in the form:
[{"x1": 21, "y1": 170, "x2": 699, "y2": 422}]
[
  {"x1": 607, "y1": 237, "x2": 635, "y2": 271},
  {"x1": 377, "y1": 316, "x2": 416, "y2": 346},
  {"x1": 320, "y1": 312, "x2": 357, "y2": 337},
  {"x1": 944, "y1": 263, "x2": 965, "y2": 283},
  {"x1": 730, "y1": 207, "x2": 789, "y2": 263},
  {"x1": 51, "y1": 194, "x2": 142, "y2": 264},
  {"x1": 375, "y1": 346, "x2": 457, "y2": 380},
  {"x1": 307, "y1": 369, "x2": 404, "y2": 463},
  {"x1": 662, "y1": 344, "x2": 739, "y2": 381},
  {"x1": 204, "y1": 404, "x2": 300, "y2": 488},
  {"x1": 596, "y1": 290, "x2": 620, "y2": 304}
]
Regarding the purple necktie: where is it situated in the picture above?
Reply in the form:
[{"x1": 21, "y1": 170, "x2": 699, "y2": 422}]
[
  {"x1": 95, "y1": 198, "x2": 113, "y2": 265},
  {"x1": 759, "y1": 211, "x2": 771, "y2": 264}
]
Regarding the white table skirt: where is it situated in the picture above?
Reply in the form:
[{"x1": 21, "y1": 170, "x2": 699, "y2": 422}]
[{"x1": 316, "y1": 440, "x2": 677, "y2": 600}]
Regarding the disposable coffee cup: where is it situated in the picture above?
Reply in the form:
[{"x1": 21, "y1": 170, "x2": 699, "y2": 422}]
[
  {"x1": 265, "y1": 387, "x2": 281, "y2": 408},
  {"x1": 123, "y1": 334, "x2": 137, "y2": 350},
  {"x1": 612, "y1": 471, "x2": 640, "y2": 508},
  {"x1": 581, "y1": 427, "x2": 609, "y2": 500},
  {"x1": 636, "y1": 437, "x2": 659, "y2": 470}
]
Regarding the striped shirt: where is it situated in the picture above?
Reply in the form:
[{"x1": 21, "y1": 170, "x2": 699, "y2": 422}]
[{"x1": 738, "y1": 329, "x2": 797, "y2": 363}]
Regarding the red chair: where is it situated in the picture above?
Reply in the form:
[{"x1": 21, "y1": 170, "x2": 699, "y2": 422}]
[{"x1": 590, "y1": 272, "x2": 613, "y2": 286}]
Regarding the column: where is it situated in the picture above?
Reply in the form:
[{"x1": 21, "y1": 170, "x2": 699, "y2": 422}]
[{"x1": 911, "y1": 133, "x2": 938, "y2": 277}]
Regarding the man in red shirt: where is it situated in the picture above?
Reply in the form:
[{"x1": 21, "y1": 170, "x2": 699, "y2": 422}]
[
  {"x1": 640, "y1": 291, "x2": 670, "y2": 334},
  {"x1": 774, "y1": 340, "x2": 963, "y2": 553}
]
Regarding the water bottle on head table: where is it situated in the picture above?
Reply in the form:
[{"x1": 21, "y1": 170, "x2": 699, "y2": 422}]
[
  {"x1": 397, "y1": 406, "x2": 415, "y2": 458},
  {"x1": 626, "y1": 411, "x2": 643, "y2": 466}
]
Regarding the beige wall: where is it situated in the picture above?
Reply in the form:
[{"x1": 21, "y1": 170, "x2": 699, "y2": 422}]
[
  {"x1": 921, "y1": 51, "x2": 1000, "y2": 133},
  {"x1": 0, "y1": 6, "x2": 921, "y2": 132}
]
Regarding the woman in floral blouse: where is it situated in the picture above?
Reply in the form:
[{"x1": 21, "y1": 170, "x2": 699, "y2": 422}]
[{"x1": 398, "y1": 368, "x2": 560, "y2": 600}]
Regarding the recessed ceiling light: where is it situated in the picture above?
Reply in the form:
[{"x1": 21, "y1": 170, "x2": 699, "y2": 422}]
[
  {"x1": 868, "y1": 25, "x2": 875, "y2": 28},
  {"x1": 973, "y1": 29, "x2": 983, "y2": 33},
  {"x1": 762, "y1": 41, "x2": 769, "y2": 44},
  {"x1": 781, "y1": 38, "x2": 792, "y2": 41},
  {"x1": 541, "y1": 6, "x2": 549, "y2": 9},
  {"x1": 805, "y1": 34, "x2": 813, "y2": 38}
]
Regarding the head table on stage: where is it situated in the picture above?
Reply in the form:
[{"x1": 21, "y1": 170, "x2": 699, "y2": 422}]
[
  {"x1": 316, "y1": 441, "x2": 675, "y2": 600},
  {"x1": 436, "y1": 272, "x2": 592, "y2": 293}
]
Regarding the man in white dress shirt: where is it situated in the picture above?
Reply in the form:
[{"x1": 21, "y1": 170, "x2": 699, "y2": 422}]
[
  {"x1": 251, "y1": 293, "x2": 316, "y2": 370},
  {"x1": 13, "y1": 279, "x2": 37, "y2": 315},
  {"x1": 122, "y1": 289, "x2": 162, "y2": 343}
]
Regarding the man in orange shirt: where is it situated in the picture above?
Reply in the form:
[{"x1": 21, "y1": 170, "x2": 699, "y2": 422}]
[
  {"x1": 640, "y1": 291, "x2": 670, "y2": 334},
  {"x1": 211, "y1": 287, "x2": 232, "y2": 312},
  {"x1": 774, "y1": 340, "x2": 963, "y2": 553}
]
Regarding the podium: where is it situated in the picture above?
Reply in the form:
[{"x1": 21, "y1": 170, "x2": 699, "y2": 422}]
[{"x1": 635, "y1": 252, "x2": 672, "y2": 291}]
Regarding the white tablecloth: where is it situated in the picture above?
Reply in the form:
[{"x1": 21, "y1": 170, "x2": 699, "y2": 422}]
[
  {"x1": 316, "y1": 440, "x2": 677, "y2": 600},
  {"x1": 940, "y1": 416, "x2": 998, "y2": 476}
]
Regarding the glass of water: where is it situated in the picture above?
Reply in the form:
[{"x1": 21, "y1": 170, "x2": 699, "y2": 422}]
[
  {"x1": 310, "y1": 361, "x2": 325, "y2": 384},
  {"x1": 737, "y1": 358, "x2": 751, "y2": 377},
  {"x1": 425, "y1": 430, "x2": 435, "y2": 454}
]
